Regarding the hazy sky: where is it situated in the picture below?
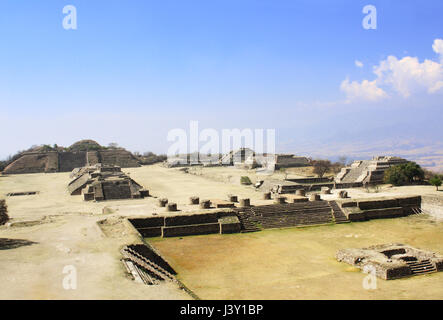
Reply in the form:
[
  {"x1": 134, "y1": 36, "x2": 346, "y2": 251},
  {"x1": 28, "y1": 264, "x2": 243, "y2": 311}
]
[{"x1": 1, "y1": 1, "x2": 443, "y2": 167}]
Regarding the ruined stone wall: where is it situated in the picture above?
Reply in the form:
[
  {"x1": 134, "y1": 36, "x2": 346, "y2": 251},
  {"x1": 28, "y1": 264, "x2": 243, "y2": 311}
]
[
  {"x1": 45, "y1": 152, "x2": 59, "y2": 172},
  {"x1": 286, "y1": 177, "x2": 331, "y2": 184},
  {"x1": 4, "y1": 148, "x2": 140, "y2": 174},
  {"x1": 164, "y1": 213, "x2": 219, "y2": 226},
  {"x1": 58, "y1": 152, "x2": 87, "y2": 172},
  {"x1": 340, "y1": 196, "x2": 421, "y2": 221},
  {"x1": 128, "y1": 210, "x2": 239, "y2": 238},
  {"x1": 68, "y1": 173, "x2": 91, "y2": 195},
  {"x1": 3, "y1": 153, "x2": 51, "y2": 174},
  {"x1": 86, "y1": 151, "x2": 101, "y2": 165},
  {"x1": 334, "y1": 182, "x2": 364, "y2": 189},
  {"x1": 275, "y1": 155, "x2": 309, "y2": 169},
  {"x1": 102, "y1": 181, "x2": 132, "y2": 200},
  {"x1": 99, "y1": 150, "x2": 140, "y2": 168},
  {"x1": 162, "y1": 223, "x2": 220, "y2": 237},
  {"x1": 129, "y1": 217, "x2": 165, "y2": 228}
]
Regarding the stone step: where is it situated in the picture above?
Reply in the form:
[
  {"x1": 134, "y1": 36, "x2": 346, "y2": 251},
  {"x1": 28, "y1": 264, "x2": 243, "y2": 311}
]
[
  {"x1": 405, "y1": 260, "x2": 437, "y2": 275},
  {"x1": 411, "y1": 268, "x2": 437, "y2": 275},
  {"x1": 123, "y1": 247, "x2": 176, "y2": 282}
]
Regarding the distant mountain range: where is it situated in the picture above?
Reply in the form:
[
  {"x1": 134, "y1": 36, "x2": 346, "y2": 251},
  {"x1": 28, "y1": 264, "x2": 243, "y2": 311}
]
[{"x1": 281, "y1": 138, "x2": 443, "y2": 173}]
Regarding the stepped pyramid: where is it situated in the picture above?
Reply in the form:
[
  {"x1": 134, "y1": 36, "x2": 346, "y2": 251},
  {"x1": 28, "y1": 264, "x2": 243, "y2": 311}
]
[
  {"x1": 335, "y1": 156, "x2": 408, "y2": 184},
  {"x1": 3, "y1": 140, "x2": 140, "y2": 174}
]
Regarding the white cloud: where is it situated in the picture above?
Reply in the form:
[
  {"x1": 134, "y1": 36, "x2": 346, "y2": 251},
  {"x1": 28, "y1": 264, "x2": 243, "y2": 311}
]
[
  {"x1": 340, "y1": 78, "x2": 388, "y2": 102},
  {"x1": 432, "y1": 38, "x2": 443, "y2": 61},
  {"x1": 341, "y1": 38, "x2": 443, "y2": 101},
  {"x1": 374, "y1": 55, "x2": 443, "y2": 97},
  {"x1": 355, "y1": 60, "x2": 364, "y2": 68}
]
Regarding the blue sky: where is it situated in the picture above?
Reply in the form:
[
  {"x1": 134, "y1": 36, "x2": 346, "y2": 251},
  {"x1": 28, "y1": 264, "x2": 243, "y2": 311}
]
[{"x1": 1, "y1": 1, "x2": 443, "y2": 169}]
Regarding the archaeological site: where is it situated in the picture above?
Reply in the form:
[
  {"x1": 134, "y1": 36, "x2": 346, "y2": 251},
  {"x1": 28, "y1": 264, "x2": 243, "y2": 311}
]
[
  {"x1": 2, "y1": 2, "x2": 443, "y2": 307},
  {"x1": 3, "y1": 140, "x2": 140, "y2": 174},
  {"x1": 2, "y1": 139, "x2": 442, "y2": 301}
]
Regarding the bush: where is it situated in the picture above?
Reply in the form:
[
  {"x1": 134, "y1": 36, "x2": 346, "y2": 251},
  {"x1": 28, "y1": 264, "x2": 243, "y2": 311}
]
[
  {"x1": 430, "y1": 176, "x2": 442, "y2": 191},
  {"x1": 138, "y1": 152, "x2": 167, "y2": 165},
  {"x1": 312, "y1": 159, "x2": 332, "y2": 178},
  {"x1": 240, "y1": 176, "x2": 252, "y2": 185}
]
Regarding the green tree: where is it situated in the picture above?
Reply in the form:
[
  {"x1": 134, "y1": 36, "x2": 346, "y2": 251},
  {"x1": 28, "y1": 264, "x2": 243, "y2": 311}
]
[
  {"x1": 430, "y1": 176, "x2": 442, "y2": 191},
  {"x1": 383, "y1": 162, "x2": 425, "y2": 186},
  {"x1": 384, "y1": 165, "x2": 408, "y2": 186},
  {"x1": 401, "y1": 162, "x2": 424, "y2": 182}
]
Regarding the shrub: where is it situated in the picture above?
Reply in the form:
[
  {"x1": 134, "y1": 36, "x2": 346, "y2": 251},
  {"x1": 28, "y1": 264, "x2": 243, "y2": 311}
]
[
  {"x1": 240, "y1": 176, "x2": 252, "y2": 185},
  {"x1": 430, "y1": 176, "x2": 442, "y2": 191},
  {"x1": 312, "y1": 159, "x2": 332, "y2": 178}
]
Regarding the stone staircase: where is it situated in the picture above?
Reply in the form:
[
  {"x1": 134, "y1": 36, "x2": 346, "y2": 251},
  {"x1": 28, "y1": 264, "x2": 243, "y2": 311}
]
[
  {"x1": 340, "y1": 160, "x2": 371, "y2": 183},
  {"x1": 236, "y1": 210, "x2": 262, "y2": 233},
  {"x1": 236, "y1": 202, "x2": 336, "y2": 230},
  {"x1": 405, "y1": 259, "x2": 437, "y2": 276},
  {"x1": 121, "y1": 245, "x2": 177, "y2": 284},
  {"x1": 329, "y1": 201, "x2": 350, "y2": 223}
]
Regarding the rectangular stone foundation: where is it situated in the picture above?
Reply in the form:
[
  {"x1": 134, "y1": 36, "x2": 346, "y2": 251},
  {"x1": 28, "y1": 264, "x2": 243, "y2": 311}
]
[
  {"x1": 219, "y1": 216, "x2": 241, "y2": 234},
  {"x1": 340, "y1": 195, "x2": 421, "y2": 222}
]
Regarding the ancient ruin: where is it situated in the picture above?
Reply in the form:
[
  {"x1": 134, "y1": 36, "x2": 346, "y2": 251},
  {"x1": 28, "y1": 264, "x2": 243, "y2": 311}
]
[
  {"x1": 337, "y1": 195, "x2": 421, "y2": 221},
  {"x1": 6, "y1": 191, "x2": 39, "y2": 196},
  {"x1": 128, "y1": 210, "x2": 241, "y2": 238},
  {"x1": 220, "y1": 148, "x2": 256, "y2": 167},
  {"x1": 3, "y1": 140, "x2": 140, "y2": 174},
  {"x1": 121, "y1": 244, "x2": 177, "y2": 285},
  {"x1": 273, "y1": 154, "x2": 310, "y2": 169},
  {"x1": 235, "y1": 201, "x2": 349, "y2": 232},
  {"x1": 260, "y1": 177, "x2": 336, "y2": 194},
  {"x1": 68, "y1": 164, "x2": 148, "y2": 201},
  {"x1": 335, "y1": 156, "x2": 408, "y2": 184},
  {"x1": 337, "y1": 244, "x2": 443, "y2": 279}
]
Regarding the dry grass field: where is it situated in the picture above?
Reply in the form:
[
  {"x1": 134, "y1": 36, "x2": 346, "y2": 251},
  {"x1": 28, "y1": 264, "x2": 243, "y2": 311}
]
[{"x1": 151, "y1": 215, "x2": 443, "y2": 300}]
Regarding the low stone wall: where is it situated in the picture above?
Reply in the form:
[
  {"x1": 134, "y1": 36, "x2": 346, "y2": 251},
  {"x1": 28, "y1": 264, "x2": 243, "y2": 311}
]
[
  {"x1": 286, "y1": 177, "x2": 331, "y2": 184},
  {"x1": 358, "y1": 198, "x2": 400, "y2": 210},
  {"x1": 129, "y1": 217, "x2": 165, "y2": 228},
  {"x1": 162, "y1": 223, "x2": 221, "y2": 237},
  {"x1": 138, "y1": 227, "x2": 163, "y2": 238},
  {"x1": 340, "y1": 196, "x2": 421, "y2": 222},
  {"x1": 334, "y1": 182, "x2": 364, "y2": 189},
  {"x1": 219, "y1": 216, "x2": 241, "y2": 234},
  {"x1": 128, "y1": 210, "x2": 240, "y2": 238},
  {"x1": 362, "y1": 207, "x2": 404, "y2": 220},
  {"x1": 165, "y1": 213, "x2": 219, "y2": 226}
]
